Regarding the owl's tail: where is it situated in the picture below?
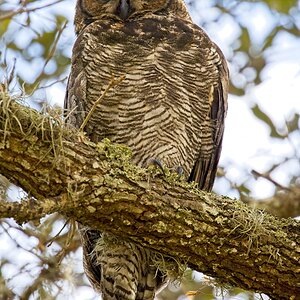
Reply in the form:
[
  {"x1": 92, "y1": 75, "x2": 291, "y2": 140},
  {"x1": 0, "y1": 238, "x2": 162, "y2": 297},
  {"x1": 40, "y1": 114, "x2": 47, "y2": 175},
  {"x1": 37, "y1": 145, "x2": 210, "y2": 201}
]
[{"x1": 80, "y1": 228, "x2": 166, "y2": 300}]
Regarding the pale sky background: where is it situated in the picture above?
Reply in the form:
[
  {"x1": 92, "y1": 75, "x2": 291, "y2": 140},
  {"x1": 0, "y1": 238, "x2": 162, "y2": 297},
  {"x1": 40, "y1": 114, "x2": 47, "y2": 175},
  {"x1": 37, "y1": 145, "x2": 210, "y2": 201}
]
[{"x1": 0, "y1": 0, "x2": 300, "y2": 299}]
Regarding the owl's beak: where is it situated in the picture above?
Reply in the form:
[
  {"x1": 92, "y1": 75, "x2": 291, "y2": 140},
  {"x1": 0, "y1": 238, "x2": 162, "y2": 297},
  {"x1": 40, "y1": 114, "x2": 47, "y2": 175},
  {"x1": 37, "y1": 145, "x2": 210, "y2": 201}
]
[{"x1": 117, "y1": 0, "x2": 130, "y2": 20}]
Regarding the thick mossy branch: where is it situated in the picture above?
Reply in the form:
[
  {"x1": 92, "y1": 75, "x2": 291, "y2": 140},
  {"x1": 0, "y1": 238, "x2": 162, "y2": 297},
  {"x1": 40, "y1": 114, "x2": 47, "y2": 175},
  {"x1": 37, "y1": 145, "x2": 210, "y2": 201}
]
[{"x1": 0, "y1": 91, "x2": 299, "y2": 299}]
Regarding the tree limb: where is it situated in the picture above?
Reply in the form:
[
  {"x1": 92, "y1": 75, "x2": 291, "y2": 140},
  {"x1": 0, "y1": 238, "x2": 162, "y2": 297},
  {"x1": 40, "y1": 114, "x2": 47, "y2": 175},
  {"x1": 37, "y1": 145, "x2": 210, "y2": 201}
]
[
  {"x1": 0, "y1": 91, "x2": 299, "y2": 299},
  {"x1": 246, "y1": 187, "x2": 300, "y2": 218}
]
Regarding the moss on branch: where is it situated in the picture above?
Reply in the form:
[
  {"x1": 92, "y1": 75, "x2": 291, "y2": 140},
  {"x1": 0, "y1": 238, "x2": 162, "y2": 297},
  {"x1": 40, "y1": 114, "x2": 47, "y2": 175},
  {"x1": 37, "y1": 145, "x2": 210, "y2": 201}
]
[{"x1": 0, "y1": 89, "x2": 299, "y2": 299}]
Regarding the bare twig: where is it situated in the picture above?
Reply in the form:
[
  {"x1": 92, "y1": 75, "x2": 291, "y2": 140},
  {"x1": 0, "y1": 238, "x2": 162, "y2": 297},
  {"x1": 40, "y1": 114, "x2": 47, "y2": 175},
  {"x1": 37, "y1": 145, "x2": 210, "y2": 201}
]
[
  {"x1": 0, "y1": 0, "x2": 64, "y2": 21},
  {"x1": 79, "y1": 75, "x2": 126, "y2": 131},
  {"x1": 251, "y1": 169, "x2": 290, "y2": 191}
]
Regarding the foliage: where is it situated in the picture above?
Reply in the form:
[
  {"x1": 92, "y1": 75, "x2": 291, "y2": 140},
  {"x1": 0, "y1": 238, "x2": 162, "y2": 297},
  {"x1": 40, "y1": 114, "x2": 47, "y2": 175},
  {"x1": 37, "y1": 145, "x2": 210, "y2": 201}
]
[{"x1": 0, "y1": 0, "x2": 299, "y2": 299}]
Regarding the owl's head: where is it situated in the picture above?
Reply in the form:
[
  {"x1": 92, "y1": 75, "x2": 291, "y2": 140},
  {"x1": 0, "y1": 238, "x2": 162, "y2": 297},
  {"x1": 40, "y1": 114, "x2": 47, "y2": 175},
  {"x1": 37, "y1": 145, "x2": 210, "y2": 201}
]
[{"x1": 75, "y1": 0, "x2": 191, "y2": 34}]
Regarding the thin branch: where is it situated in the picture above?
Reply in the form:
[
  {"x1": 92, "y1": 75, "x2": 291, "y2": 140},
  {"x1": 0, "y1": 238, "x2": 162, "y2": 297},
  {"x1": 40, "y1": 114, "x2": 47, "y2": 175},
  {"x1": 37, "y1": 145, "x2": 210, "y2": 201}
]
[
  {"x1": 0, "y1": 0, "x2": 64, "y2": 21},
  {"x1": 0, "y1": 197, "x2": 59, "y2": 224},
  {"x1": 35, "y1": 76, "x2": 68, "y2": 91},
  {"x1": 251, "y1": 169, "x2": 290, "y2": 191},
  {"x1": 246, "y1": 186, "x2": 300, "y2": 218},
  {"x1": 79, "y1": 75, "x2": 126, "y2": 131}
]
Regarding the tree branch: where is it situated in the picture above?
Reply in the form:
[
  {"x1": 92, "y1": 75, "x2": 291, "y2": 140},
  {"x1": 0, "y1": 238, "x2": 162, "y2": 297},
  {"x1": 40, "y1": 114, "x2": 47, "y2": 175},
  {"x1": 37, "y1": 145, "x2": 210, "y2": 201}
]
[
  {"x1": 247, "y1": 187, "x2": 300, "y2": 218},
  {"x1": 0, "y1": 0, "x2": 64, "y2": 21},
  {"x1": 0, "y1": 195, "x2": 58, "y2": 224},
  {"x1": 0, "y1": 91, "x2": 299, "y2": 299}
]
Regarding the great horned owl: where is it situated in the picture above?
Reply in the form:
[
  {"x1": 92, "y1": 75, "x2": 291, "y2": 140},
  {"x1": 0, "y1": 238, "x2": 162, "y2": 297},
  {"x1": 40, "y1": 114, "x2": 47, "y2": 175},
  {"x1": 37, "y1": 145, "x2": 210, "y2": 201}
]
[{"x1": 65, "y1": 0, "x2": 229, "y2": 299}]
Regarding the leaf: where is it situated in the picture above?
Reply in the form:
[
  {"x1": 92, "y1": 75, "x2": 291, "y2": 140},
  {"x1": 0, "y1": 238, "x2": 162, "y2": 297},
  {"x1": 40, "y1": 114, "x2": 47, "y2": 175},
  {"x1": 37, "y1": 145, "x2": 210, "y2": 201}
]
[
  {"x1": 0, "y1": 18, "x2": 10, "y2": 36},
  {"x1": 34, "y1": 31, "x2": 57, "y2": 57},
  {"x1": 264, "y1": 0, "x2": 298, "y2": 14},
  {"x1": 251, "y1": 104, "x2": 286, "y2": 138},
  {"x1": 286, "y1": 113, "x2": 300, "y2": 133},
  {"x1": 239, "y1": 27, "x2": 251, "y2": 52}
]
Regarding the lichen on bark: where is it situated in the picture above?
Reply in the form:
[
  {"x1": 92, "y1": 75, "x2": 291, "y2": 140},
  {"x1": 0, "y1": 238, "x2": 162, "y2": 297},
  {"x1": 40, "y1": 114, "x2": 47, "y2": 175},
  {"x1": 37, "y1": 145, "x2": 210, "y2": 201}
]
[{"x1": 0, "y1": 90, "x2": 299, "y2": 299}]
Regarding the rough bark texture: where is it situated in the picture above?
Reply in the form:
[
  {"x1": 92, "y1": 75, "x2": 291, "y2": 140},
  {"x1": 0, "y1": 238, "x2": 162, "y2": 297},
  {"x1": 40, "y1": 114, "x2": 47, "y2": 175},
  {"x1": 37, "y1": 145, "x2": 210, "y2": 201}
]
[{"x1": 0, "y1": 92, "x2": 299, "y2": 300}]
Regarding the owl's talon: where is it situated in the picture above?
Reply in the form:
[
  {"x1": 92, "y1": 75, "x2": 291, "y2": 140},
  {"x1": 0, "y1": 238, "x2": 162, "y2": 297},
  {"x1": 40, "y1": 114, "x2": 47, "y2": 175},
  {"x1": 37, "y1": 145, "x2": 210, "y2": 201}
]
[
  {"x1": 176, "y1": 166, "x2": 184, "y2": 178},
  {"x1": 147, "y1": 158, "x2": 165, "y2": 175}
]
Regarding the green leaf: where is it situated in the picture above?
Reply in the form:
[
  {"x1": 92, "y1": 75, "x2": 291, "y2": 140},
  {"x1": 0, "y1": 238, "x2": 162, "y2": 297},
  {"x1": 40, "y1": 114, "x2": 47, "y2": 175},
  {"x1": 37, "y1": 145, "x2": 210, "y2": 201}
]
[
  {"x1": 264, "y1": 0, "x2": 298, "y2": 14},
  {"x1": 286, "y1": 113, "x2": 300, "y2": 133},
  {"x1": 34, "y1": 31, "x2": 57, "y2": 57},
  {"x1": 0, "y1": 18, "x2": 10, "y2": 36},
  {"x1": 239, "y1": 27, "x2": 251, "y2": 52},
  {"x1": 251, "y1": 104, "x2": 286, "y2": 138}
]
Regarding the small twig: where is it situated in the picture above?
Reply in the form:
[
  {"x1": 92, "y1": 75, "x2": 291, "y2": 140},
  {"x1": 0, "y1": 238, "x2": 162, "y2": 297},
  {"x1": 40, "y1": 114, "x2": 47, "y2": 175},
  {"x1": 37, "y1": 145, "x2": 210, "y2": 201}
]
[
  {"x1": 27, "y1": 21, "x2": 68, "y2": 94},
  {"x1": 0, "y1": 0, "x2": 64, "y2": 21},
  {"x1": 55, "y1": 219, "x2": 77, "y2": 264},
  {"x1": 251, "y1": 170, "x2": 290, "y2": 191},
  {"x1": 7, "y1": 58, "x2": 16, "y2": 86},
  {"x1": 43, "y1": 21, "x2": 68, "y2": 69},
  {"x1": 79, "y1": 75, "x2": 126, "y2": 131},
  {"x1": 47, "y1": 219, "x2": 69, "y2": 247},
  {"x1": 34, "y1": 76, "x2": 68, "y2": 91}
]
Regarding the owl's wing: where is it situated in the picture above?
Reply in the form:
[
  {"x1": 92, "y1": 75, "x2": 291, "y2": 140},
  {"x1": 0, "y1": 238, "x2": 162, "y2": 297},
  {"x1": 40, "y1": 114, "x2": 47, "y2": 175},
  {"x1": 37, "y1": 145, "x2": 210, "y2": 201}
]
[
  {"x1": 188, "y1": 52, "x2": 229, "y2": 191},
  {"x1": 64, "y1": 34, "x2": 87, "y2": 128},
  {"x1": 80, "y1": 228, "x2": 103, "y2": 289}
]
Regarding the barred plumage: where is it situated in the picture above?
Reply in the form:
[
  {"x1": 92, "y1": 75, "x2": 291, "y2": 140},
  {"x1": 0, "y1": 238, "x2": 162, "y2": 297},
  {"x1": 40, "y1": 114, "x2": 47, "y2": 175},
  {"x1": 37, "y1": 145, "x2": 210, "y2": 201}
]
[{"x1": 65, "y1": 0, "x2": 229, "y2": 299}]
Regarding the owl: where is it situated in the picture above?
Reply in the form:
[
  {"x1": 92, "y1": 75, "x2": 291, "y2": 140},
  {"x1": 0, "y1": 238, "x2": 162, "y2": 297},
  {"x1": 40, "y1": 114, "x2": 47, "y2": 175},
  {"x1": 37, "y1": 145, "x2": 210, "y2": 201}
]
[{"x1": 65, "y1": 0, "x2": 229, "y2": 299}]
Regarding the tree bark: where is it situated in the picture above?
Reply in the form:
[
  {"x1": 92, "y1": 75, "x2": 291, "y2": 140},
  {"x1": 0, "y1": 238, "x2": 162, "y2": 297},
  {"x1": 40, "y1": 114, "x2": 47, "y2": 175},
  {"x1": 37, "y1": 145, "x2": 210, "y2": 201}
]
[{"x1": 0, "y1": 92, "x2": 299, "y2": 300}]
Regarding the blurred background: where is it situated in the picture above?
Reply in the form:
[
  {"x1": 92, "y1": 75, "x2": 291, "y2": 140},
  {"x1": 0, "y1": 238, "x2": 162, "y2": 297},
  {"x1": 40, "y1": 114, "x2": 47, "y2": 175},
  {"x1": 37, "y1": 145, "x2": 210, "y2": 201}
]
[{"x1": 0, "y1": 0, "x2": 299, "y2": 299}]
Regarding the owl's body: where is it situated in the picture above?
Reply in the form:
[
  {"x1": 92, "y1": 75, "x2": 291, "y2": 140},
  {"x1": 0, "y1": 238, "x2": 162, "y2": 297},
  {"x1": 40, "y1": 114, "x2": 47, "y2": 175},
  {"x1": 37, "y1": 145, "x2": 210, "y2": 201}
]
[{"x1": 65, "y1": 0, "x2": 228, "y2": 299}]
